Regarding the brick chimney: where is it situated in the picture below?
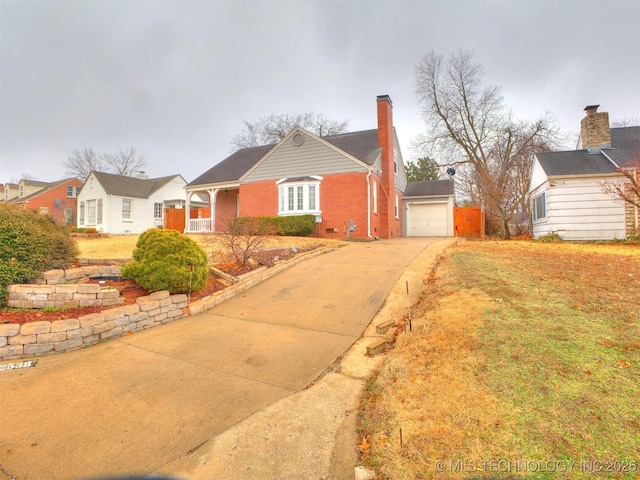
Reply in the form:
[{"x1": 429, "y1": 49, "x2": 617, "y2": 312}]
[
  {"x1": 377, "y1": 94, "x2": 395, "y2": 238},
  {"x1": 581, "y1": 105, "x2": 611, "y2": 152}
]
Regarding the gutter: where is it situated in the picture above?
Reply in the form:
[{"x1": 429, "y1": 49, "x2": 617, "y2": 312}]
[{"x1": 366, "y1": 170, "x2": 372, "y2": 238}]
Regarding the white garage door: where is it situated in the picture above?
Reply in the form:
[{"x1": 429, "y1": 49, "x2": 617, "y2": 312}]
[{"x1": 406, "y1": 203, "x2": 449, "y2": 236}]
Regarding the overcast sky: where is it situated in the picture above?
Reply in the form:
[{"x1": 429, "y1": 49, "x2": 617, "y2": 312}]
[{"x1": 1, "y1": 0, "x2": 639, "y2": 184}]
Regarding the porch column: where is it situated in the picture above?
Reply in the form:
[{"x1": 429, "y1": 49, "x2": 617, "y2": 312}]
[
  {"x1": 208, "y1": 188, "x2": 219, "y2": 232},
  {"x1": 185, "y1": 191, "x2": 192, "y2": 233}
]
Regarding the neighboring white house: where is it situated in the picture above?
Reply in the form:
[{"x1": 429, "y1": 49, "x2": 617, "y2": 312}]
[
  {"x1": 77, "y1": 171, "x2": 188, "y2": 234},
  {"x1": 402, "y1": 179, "x2": 455, "y2": 237},
  {"x1": 529, "y1": 105, "x2": 639, "y2": 241}
]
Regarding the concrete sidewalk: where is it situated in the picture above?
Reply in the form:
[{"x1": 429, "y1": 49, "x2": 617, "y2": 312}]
[{"x1": 0, "y1": 237, "x2": 456, "y2": 480}]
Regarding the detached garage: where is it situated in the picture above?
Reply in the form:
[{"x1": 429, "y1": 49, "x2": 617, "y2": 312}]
[{"x1": 403, "y1": 180, "x2": 455, "y2": 237}]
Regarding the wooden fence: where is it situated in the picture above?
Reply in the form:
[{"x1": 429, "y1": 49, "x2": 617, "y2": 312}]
[
  {"x1": 454, "y1": 206, "x2": 485, "y2": 239},
  {"x1": 164, "y1": 208, "x2": 210, "y2": 233}
]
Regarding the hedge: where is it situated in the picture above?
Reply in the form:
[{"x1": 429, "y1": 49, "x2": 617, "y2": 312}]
[{"x1": 227, "y1": 215, "x2": 315, "y2": 237}]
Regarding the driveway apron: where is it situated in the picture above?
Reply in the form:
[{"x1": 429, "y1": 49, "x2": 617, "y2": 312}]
[{"x1": 0, "y1": 238, "x2": 441, "y2": 480}]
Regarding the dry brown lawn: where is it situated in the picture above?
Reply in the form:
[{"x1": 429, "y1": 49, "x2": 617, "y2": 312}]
[
  {"x1": 75, "y1": 233, "x2": 345, "y2": 259},
  {"x1": 359, "y1": 240, "x2": 640, "y2": 479}
]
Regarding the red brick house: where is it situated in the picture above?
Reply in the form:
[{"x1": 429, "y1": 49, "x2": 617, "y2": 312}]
[
  {"x1": 185, "y1": 95, "x2": 407, "y2": 239},
  {"x1": 6, "y1": 178, "x2": 83, "y2": 226}
]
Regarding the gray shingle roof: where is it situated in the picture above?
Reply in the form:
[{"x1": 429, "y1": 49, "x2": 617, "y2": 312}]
[
  {"x1": 535, "y1": 151, "x2": 618, "y2": 176},
  {"x1": 535, "y1": 126, "x2": 639, "y2": 176},
  {"x1": 404, "y1": 179, "x2": 454, "y2": 197},
  {"x1": 607, "y1": 126, "x2": 640, "y2": 168},
  {"x1": 7, "y1": 178, "x2": 80, "y2": 203},
  {"x1": 187, "y1": 128, "x2": 383, "y2": 188},
  {"x1": 92, "y1": 171, "x2": 182, "y2": 198},
  {"x1": 323, "y1": 129, "x2": 381, "y2": 165},
  {"x1": 188, "y1": 143, "x2": 275, "y2": 187}
]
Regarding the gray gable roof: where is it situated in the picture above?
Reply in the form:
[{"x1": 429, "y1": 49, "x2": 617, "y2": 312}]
[
  {"x1": 187, "y1": 128, "x2": 382, "y2": 188},
  {"x1": 92, "y1": 171, "x2": 182, "y2": 198},
  {"x1": 404, "y1": 179, "x2": 454, "y2": 197},
  {"x1": 607, "y1": 126, "x2": 640, "y2": 168},
  {"x1": 535, "y1": 126, "x2": 639, "y2": 177},
  {"x1": 188, "y1": 143, "x2": 275, "y2": 187},
  {"x1": 535, "y1": 151, "x2": 618, "y2": 176},
  {"x1": 323, "y1": 129, "x2": 381, "y2": 165}
]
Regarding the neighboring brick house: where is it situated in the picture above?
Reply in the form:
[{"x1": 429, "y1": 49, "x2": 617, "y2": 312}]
[
  {"x1": 529, "y1": 105, "x2": 640, "y2": 240},
  {"x1": 185, "y1": 95, "x2": 407, "y2": 239},
  {"x1": 5, "y1": 178, "x2": 83, "y2": 226}
]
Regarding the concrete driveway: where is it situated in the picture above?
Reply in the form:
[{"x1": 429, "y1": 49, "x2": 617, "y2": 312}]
[{"x1": 0, "y1": 237, "x2": 454, "y2": 480}]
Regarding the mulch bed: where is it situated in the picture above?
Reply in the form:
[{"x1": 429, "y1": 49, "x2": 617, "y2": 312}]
[{"x1": 1, "y1": 246, "x2": 318, "y2": 325}]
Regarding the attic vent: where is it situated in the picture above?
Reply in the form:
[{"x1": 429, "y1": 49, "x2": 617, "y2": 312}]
[{"x1": 292, "y1": 133, "x2": 304, "y2": 146}]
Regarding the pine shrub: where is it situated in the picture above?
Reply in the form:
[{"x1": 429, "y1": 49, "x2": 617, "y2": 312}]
[{"x1": 121, "y1": 229, "x2": 209, "y2": 294}]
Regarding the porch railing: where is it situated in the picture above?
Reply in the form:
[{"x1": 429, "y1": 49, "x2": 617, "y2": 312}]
[{"x1": 188, "y1": 218, "x2": 214, "y2": 233}]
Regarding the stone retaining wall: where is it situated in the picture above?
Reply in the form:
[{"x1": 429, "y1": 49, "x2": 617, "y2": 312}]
[
  {"x1": 6, "y1": 284, "x2": 125, "y2": 310},
  {"x1": 0, "y1": 291, "x2": 188, "y2": 359},
  {"x1": 32, "y1": 265, "x2": 123, "y2": 285},
  {"x1": 0, "y1": 246, "x2": 339, "y2": 361}
]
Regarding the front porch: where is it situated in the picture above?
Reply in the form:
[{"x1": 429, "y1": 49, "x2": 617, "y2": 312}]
[{"x1": 184, "y1": 186, "x2": 240, "y2": 233}]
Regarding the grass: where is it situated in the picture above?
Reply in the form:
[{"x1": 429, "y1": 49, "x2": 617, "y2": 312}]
[
  {"x1": 359, "y1": 240, "x2": 640, "y2": 479},
  {"x1": 75, "y1": 232, "x2": 346, "y2": 259}
]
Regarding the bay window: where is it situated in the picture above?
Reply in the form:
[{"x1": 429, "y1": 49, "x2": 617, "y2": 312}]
[{"x1": 277, "y1": 177, "x2": 321, "y2": 215}]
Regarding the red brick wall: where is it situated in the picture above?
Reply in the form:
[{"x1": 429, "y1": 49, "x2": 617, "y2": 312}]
[
  {"x1": 23, "y1": 179, "x2": 83, "y2": 226},
  {"x1": 214, "y1": 189, "x2": 239, "y2": 229},
  {"x1": 239, "y1": 173, "x2": 376, "y2": 239}
]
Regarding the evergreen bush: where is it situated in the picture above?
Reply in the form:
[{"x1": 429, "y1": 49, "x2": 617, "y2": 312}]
[
  {"x1": 121, "y1": 229, "x2": 209, "y2": 294},
  {"x1": 236, "y1": 215, "x2": 315, "y2": 236},
  {"x1": 0, "y1": 204, "x2": 78, "y2": 305}
]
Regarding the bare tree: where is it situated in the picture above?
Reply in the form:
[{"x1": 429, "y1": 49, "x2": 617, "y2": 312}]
[
  {"x1": 102, "y1": 147, "x2": 146, "y2": 176},
  {"x1": 63, "y1": 147, "x2": 146, "y2": 180},
  {"x1": 611, "y1": 117, "x2": 640, "y2": 128},
  {"x1": 414, "y1": 49, "x2": 560, "y2": 238},
  {"x1": 231, "y1": 112, "x2": 350, "y2": 149},
  {"x1": 600, "y1": 156, "x2": 640, "y2": 210},
  {"x1": 64, "y1": 148, "x2": 106, "y2": 181},
  {"x1": 210, "y1": 217, "x2": 275, "y2": 269}
]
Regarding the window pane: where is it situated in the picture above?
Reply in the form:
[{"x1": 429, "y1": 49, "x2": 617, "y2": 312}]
[
  {"x1": 97, "y1": 199, "x2": 103, "y2": 224},
  {"x1": 67, "y1": 186, "x2": 73, "y2": 197},
  {"x1": 87, "y1": 200, "x2": 96, "y2": 224},
  {"x1": 288, "y1": 187, "x2": 294, "y2": 211},
  {"x1": 297, "y1": 186, "x2": 303, "y2": 210},
  {"x1": 154, "y1": 203, "x2": 163, "y2": 219},
  {"x1": 122, "y1": 199, "x2": 132, "y2": 219},
  {"x1": 308, "y1": 185, "x2": 316, "y2": 210}
]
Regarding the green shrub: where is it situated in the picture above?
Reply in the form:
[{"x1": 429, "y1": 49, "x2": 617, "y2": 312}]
[
  {"x1": 121, "y1": 229, "x2": 208, "y2": 294},
  {"x1": 535, "y1": 232, "x2": 564, "y2": 243},
  {"x1": 0, "y1": 204, "x2": 78, "y2": 305},
  {"x1": 233, "y1": 215, "x2": 315, "y2": 236}
]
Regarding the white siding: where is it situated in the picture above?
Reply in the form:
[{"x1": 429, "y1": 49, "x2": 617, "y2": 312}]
[
  {"x1": 77, "y1": 173, "x2": 108, "y2": 231},
  {"x1": 243, "y1": 131, "x2": 367, "y2": 183},
  {"x1": 78, "y1": 175, "x2": 187, "y2": 234},
  {"x1": 529, "y1": 156, "x2": 548, "y2": 191},
  {"x1": 532, "y1": 178, "x2": 625, "y2": 240},
  {"x1": 393, "y1": 131, "x2": 408, "y2": 194}
]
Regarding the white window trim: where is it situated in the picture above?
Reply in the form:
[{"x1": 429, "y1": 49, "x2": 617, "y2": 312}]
[
  {"x1": 86, "y1": 199, "x2": 97, "y2": 225},
  {"x1": 122, "y1": 198, "x2": 133, "y2": 221},
  {"x1": 154, "y1": 202, "x2": 164, "y2": 219},
  {"x1": 276, "y1": 176, "x2": 322, "y2": 216},
  {"x1": 394, "y1": 194, "x2": 399, "y2": 219},
  {"x1": 533, "y1": 191, "x2": 546, "y2": 221}
]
